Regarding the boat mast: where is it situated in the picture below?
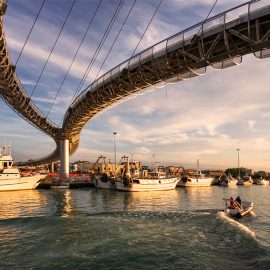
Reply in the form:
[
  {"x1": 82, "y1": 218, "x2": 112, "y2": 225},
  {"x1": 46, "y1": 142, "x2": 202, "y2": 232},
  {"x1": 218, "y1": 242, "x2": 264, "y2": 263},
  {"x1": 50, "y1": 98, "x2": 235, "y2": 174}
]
[
  {"x1": 197, "y1": 159, "x2": 200, "y2": 175},
  {"x1": 237, "y1": 148, "x2": 240, "y2": 179}
]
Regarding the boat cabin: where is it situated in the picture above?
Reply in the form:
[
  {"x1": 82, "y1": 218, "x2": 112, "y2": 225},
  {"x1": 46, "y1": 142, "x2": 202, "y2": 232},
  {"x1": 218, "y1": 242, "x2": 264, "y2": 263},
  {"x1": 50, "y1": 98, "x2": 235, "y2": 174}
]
[{"x1": 0, "y1": 155, "x2": 14, "y2": 172}]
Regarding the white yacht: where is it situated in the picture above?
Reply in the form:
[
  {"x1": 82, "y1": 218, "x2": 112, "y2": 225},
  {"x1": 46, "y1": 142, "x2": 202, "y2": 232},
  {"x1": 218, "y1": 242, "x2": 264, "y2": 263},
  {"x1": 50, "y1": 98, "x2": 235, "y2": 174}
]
[
  {"x1": 177, "y1": 160, "x2": 214, "y2": 187},
  {"x1": 115, "y1": 157, "x2": 179, "y2": 192},
  {"x1": 0, "y1": 146, "x2": 46, "y2": 191}
]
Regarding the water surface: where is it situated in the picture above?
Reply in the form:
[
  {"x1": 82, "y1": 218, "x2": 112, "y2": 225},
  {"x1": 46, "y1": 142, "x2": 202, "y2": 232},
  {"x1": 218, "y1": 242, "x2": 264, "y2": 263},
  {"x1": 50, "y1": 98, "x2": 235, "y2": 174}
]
[{"x1": 0, "y1": 186, "x2": 269, "y2": 269}]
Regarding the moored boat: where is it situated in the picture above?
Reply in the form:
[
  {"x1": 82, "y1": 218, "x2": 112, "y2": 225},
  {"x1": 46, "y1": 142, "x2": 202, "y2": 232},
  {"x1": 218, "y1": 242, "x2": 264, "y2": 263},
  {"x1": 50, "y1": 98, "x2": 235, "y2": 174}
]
[
  {"x1": 115, "y1": 156, "x2": 179, "y2": 192},
  {"x1": 219, "y1": 174, "x2": 237, "y2": 186},
  {"x1": 0, "y1": 146, "x2": 46, "y2": 191},
  {"x1": 177, "y1": 160, "x2": 214, "y2": 187},
  {"x1": 91, "y1": 156, "x2": 116, "y2": 189},
  {"x1": 93, "y1": 174, "x2": 116, "y2": 189},
  {"x1": 254, "y1": 178, "x2": 268, "y2": 185},
  {"x1": 237, "y1": 176, "x2": 253, "y2": 186}
]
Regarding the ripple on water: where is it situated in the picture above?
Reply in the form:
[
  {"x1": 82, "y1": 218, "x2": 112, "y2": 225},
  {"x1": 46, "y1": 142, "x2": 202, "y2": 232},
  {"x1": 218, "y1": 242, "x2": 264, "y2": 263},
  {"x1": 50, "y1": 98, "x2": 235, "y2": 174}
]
[{"x1": 0, "y1": 187, "x2": 269, "y2": 269}]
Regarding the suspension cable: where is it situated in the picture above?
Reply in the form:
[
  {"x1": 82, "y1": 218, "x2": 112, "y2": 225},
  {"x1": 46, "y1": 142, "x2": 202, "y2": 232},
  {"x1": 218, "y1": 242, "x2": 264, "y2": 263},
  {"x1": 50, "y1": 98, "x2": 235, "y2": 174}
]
[
  {"x1": 69, "y1": 0, "x2": 124, "y2": 105},
  {"x1": 94, "y1": 0, "x2": 137, "y2": 81},
  {"x1": 15, "y1": 0, "x2": 46, "y2": 65},
  {"x1": 131, "y1": 0, "x2": 162, "y2": 57},
  {"x1": 197, "y1": 0, "x2": 218, "y2": 35},
  {"x1": 46, "y1": 0, "x2": 103, "y2": 118},
  {"x1": 30, "y1": 0, "x2": 76, "y2": 98}
]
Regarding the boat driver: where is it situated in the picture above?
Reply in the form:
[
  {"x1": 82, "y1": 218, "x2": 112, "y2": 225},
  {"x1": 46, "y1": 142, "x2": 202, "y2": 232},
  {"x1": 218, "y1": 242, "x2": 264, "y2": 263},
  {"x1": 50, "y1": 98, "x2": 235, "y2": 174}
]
[{"x1": 235, "y1": 196, "x2": 242, "y2": 208}]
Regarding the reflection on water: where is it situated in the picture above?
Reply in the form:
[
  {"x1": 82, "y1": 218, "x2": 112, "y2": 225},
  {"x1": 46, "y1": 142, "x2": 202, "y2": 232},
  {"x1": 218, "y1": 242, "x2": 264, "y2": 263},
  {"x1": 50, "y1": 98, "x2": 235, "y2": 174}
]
[
  {"x1": 0, "y1": 190, "x2": 47, "y2": 219},
  {"x1": 0, "y1": 186, "x2": 270, "y2": 269}
]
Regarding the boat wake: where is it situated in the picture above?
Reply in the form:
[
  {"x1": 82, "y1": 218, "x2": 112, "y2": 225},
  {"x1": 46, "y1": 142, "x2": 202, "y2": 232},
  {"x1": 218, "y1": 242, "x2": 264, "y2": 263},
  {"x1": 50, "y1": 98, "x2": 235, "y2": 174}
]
[{"x1": 217, "y1": 211, "x2": 256, "y2": 238}]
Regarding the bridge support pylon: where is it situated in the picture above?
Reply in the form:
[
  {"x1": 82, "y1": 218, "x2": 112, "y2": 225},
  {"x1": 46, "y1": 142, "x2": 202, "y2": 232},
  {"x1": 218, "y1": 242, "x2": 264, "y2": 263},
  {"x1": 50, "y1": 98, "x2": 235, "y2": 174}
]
[{"x1": 60, "y1": 139, "x2": 69, "y2": 179}]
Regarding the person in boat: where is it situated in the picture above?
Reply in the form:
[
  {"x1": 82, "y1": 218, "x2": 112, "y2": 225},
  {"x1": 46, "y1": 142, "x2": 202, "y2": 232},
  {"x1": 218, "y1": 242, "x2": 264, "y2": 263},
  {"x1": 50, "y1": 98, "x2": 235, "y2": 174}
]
[
  {"x1": 235, "y1": 196, "x2": 242, "y2": 209},
  {"x1": 229, "y1": 197, "x2": 236, "y2": 209}
]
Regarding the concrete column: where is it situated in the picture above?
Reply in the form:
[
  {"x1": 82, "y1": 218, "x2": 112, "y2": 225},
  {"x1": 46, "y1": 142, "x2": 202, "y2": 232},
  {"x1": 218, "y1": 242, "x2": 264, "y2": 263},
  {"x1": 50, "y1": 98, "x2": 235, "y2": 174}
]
[{"x1": 60, "y1": 139, "x2": 69, "y2": 179}]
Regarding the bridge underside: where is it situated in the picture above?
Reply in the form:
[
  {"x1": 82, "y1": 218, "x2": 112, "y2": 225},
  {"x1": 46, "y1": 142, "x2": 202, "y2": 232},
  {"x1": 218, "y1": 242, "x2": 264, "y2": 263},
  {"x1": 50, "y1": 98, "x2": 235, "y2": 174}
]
[
  {"x1": 63, "y1": 5, "x2": 270, "y2": 139},
  {"x1": 0, "y1": 1, "x2": 270, "y2": 165}
]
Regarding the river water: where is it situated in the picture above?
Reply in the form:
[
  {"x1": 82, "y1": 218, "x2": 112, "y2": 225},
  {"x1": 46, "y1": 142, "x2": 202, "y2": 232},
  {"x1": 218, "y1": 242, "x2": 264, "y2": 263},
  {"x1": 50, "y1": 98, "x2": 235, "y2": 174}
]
[{"x1": 0, "y1": 185, "x2": 269, "y2": 269}]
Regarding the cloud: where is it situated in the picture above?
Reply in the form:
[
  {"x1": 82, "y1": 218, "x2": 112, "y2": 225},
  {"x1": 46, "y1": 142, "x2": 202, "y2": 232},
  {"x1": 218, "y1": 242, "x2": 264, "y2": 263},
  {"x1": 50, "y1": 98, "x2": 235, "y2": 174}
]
[
  {"x1": 2, "y1": 0, "x2": 270, "y2": 171},
  {"x1": 248, "y1": 120, "x2": 256, "y2": 131}
]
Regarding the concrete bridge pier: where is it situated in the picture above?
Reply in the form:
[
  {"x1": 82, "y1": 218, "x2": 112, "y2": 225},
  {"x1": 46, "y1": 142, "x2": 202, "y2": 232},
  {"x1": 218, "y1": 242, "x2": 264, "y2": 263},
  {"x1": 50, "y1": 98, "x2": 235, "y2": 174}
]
[
  {"x1": 60, "y1": 139, "x2": 69, "y2": 179},
  {"x1": 51, "y1": 162, "x2": 54, "y2": 173}
]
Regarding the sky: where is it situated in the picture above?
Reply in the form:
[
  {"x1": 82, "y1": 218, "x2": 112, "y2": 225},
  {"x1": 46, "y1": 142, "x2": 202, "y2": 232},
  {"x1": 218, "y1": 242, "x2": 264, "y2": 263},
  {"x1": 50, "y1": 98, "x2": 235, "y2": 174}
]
[{"x1": 1, "y1": 0, "x2": 270, "y2": 171}]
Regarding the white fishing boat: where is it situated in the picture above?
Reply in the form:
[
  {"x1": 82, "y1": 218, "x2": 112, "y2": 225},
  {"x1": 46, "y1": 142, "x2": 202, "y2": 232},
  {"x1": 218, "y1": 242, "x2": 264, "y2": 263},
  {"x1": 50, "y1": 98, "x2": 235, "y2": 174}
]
[
  {"x1": 237, "y1": 176, "x2": 253, "y2": 186},
  {"x1": 177, "y1": 160, "x2": 214, "y2": 187},
  {"x1": 223, "y1": 198, "x2": 254, "y2": 218},
  {"x1": 254, "y1": 177, "x2": 268, "y2": 185},
  {"x1": 115, "y1": 156, "x2": 179, "y2": 192},
  {"x1": 0, "y1": 145, "x2": 46, "y2": 191},
  {"x1": 93, "y1": 174, "x2": 116, "y2": 189},
  {"x1": 219, "y1": 174, "x2": 238, "y2": 186},
  {"x1": 91, "y1": 156, "x2": 116, "y2": 189}
]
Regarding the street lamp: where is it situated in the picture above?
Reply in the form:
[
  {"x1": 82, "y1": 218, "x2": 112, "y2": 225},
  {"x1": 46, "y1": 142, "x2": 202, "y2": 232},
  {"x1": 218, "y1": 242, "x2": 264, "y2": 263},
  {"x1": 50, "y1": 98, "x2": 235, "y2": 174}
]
[
  {"x1": 113, "y1": 132, "x2": 117, "y2": 177},
  {"x1": 236, "y1": 148, "x2": 240, "y2": 179}
]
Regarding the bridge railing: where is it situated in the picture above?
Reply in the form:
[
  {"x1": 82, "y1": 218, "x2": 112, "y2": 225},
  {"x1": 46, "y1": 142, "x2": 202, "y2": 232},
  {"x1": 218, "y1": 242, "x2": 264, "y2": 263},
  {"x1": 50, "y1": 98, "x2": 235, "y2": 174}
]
[
  {"x1": 2, "y1": 68, "x2": 58, "y2": 130},
  {"x1": 70, "y1": 0, "x2": 266, "y2": 108}
]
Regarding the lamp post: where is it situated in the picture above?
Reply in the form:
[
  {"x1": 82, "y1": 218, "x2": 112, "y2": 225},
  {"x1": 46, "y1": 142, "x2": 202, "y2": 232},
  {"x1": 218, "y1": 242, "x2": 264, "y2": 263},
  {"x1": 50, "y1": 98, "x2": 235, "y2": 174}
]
[
  {"x1": 113, "y1": 132, "x2": 117, "y2": 177},
  {"x1": 237, "y1": 148, "x2": 240, "y2": 179}
]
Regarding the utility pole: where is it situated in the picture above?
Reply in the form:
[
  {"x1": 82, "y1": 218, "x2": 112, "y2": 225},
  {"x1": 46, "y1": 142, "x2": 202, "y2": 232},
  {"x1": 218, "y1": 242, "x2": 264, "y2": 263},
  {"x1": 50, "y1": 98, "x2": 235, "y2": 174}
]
[{"x1": 113, "y1": 132, "x2": 117, "y2": 177}]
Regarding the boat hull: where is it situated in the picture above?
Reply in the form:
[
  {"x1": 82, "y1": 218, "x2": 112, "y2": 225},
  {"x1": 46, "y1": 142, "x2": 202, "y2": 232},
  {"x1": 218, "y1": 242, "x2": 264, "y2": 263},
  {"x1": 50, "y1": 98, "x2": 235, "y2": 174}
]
[
  {"x1": 237, "y1": 180, "x2": 253, "y2": 186},
  {"x1": 219, "y1": 180, "x2": 238, "y2": 186},
  {"x1": 116, "y1": 177, "x2": 179, "y2": 192},
  {"x1": 225, "y1": 201, "x2": 253, "y2": 218},
  {"x1": 255, "y1": 180, "x2": 268, "y2": 185},
  {"x1": 94, "y1": 178, "x2": 116, "y2": 189},
  {"x1": 177, "y1": 177, "x2": 213, "y2": 187},
  {"x1": 0, "y1": 174, "x2": 45, "y2": 191}
]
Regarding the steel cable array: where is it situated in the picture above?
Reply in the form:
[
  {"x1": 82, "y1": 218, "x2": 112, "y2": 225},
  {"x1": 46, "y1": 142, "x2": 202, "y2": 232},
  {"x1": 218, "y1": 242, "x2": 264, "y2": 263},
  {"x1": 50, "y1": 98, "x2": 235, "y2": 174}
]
[
  {"x1": 30, "y1": 0, "x2": 77, "y2": 98},
  {"x1": 131, "y1": 0, "x2": 162, "y2": 57},
  {"x1": 93, "y1": 0, "x2": 137, "y2": 81},
  {"x1": 46, "y1": 0, "x2": 103, "y2": 119},
  {"x1": 15, "y1": 0, "x2": 46, "y2": 65},
  {"x1": 68, "y1": 0, "x2": 125, "y2": 105}
]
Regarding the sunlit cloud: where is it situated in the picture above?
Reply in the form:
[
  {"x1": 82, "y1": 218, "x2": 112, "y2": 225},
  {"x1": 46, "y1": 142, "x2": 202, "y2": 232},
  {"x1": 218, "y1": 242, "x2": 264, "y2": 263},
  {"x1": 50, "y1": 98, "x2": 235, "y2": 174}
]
[{"x1": 1, "y1": 0, "x2": 270, "y2": 171}]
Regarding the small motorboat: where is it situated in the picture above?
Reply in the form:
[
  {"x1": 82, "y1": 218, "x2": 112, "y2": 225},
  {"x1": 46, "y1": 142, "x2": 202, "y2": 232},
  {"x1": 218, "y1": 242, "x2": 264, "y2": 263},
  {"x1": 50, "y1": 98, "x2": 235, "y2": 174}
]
[{"x1": 223, "y1": 198, "x2": 254, "y2": 218}]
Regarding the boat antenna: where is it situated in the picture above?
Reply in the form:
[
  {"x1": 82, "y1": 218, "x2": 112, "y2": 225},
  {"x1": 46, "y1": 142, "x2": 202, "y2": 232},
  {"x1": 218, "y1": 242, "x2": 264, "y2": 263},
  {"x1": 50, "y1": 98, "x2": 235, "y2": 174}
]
[{"x1": 130, "y1": 152, "x2": 135, "y2": 163}]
